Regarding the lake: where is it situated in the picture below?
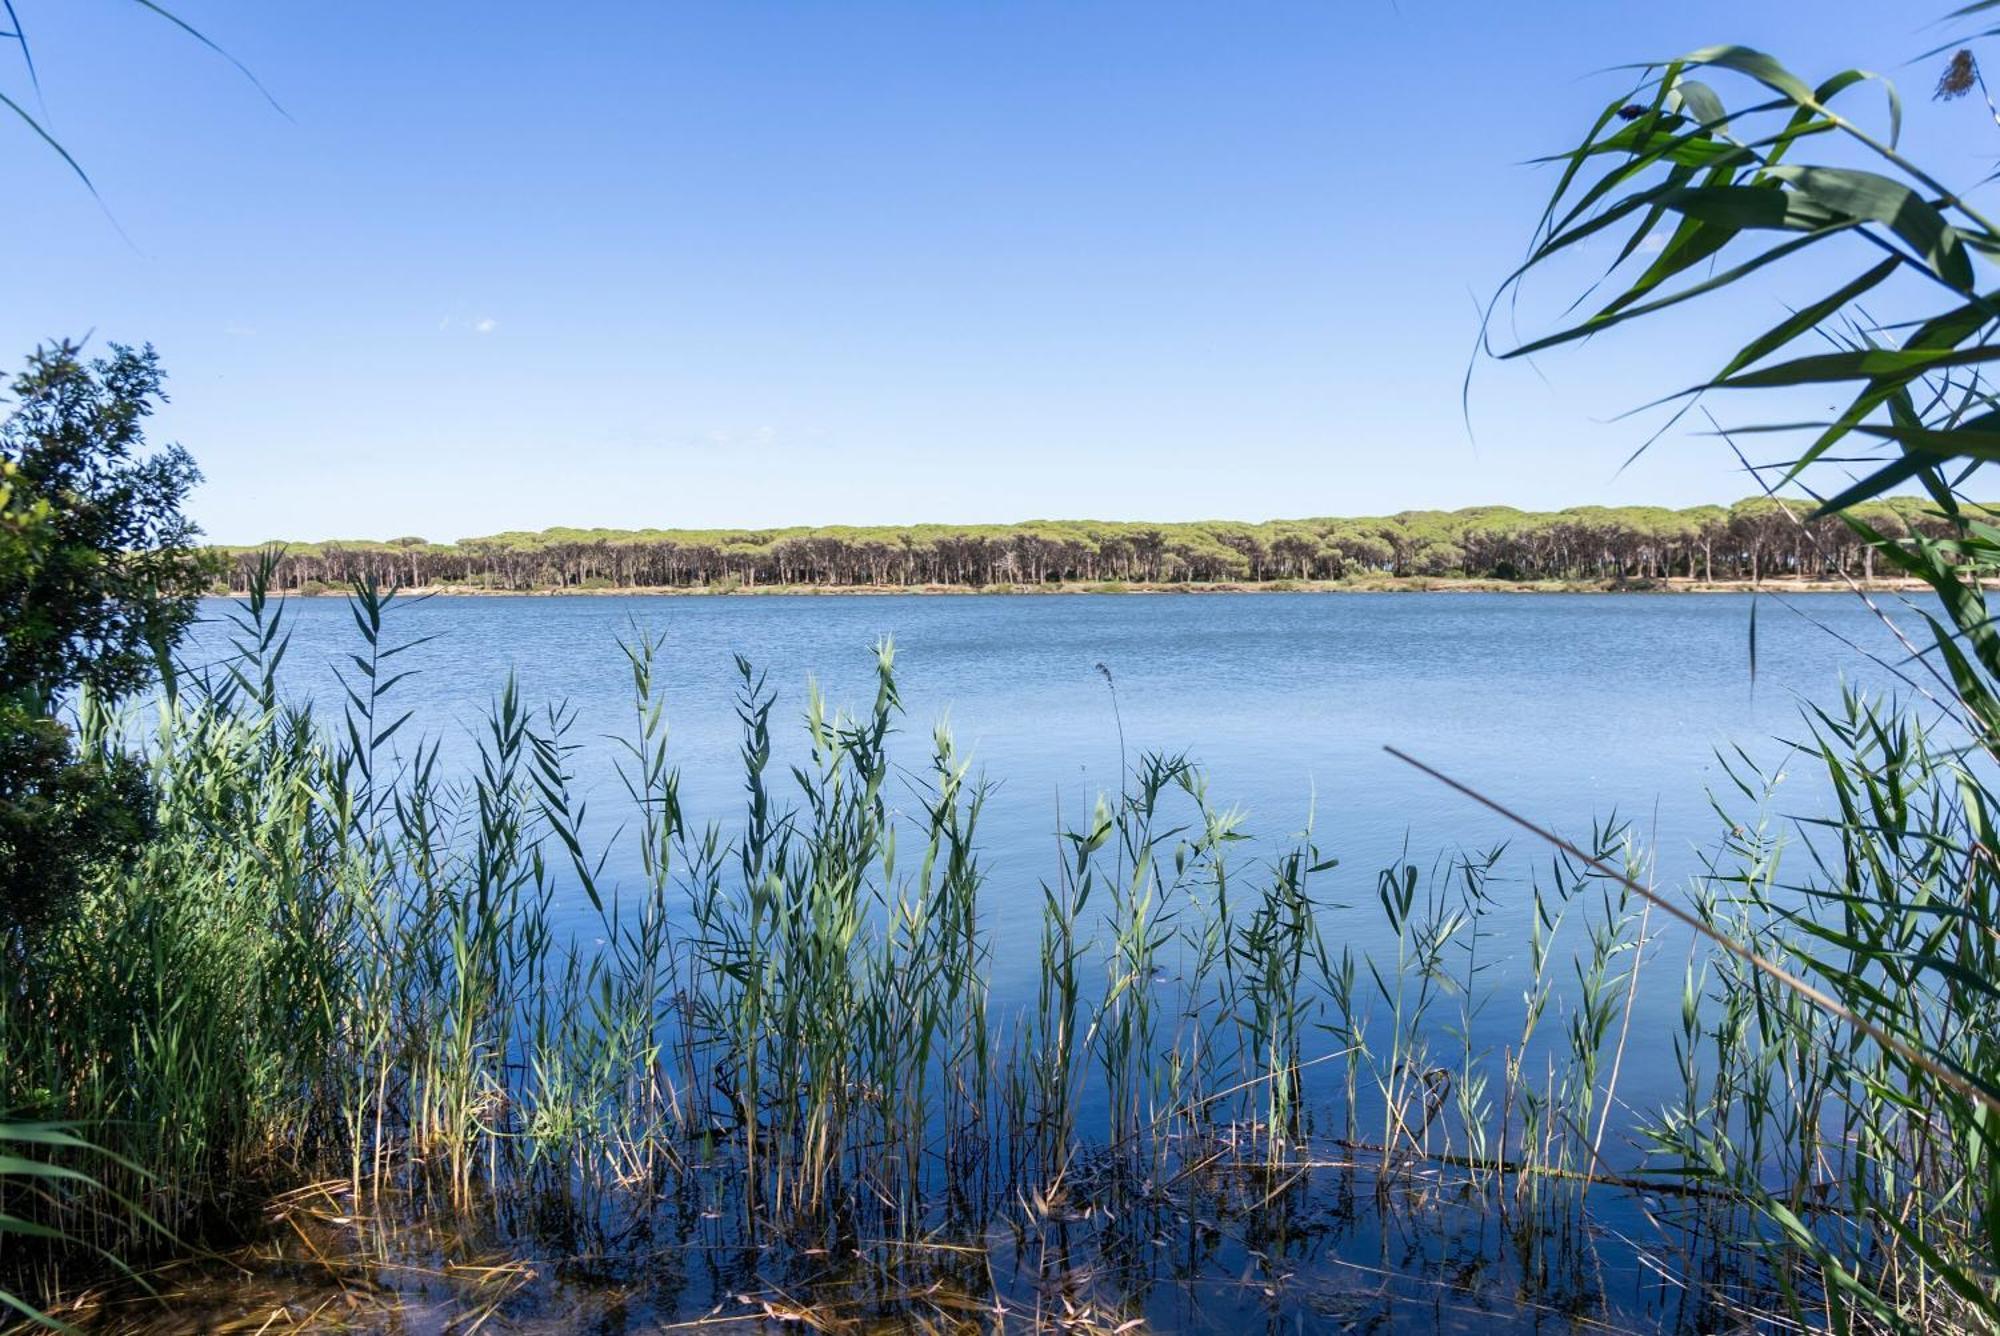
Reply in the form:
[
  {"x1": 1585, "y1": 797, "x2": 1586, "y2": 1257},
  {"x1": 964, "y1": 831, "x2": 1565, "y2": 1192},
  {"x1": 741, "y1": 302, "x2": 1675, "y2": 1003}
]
[
  {"x1": 161, "y1": 588, "x2": 1932, "y2": 1331},
  {"x1": 182, "y1": 588, "x2": 1918, "y2": 1085},
  {"x1": 183, "y1": 587, "x2": 1911, "y2": 867}
]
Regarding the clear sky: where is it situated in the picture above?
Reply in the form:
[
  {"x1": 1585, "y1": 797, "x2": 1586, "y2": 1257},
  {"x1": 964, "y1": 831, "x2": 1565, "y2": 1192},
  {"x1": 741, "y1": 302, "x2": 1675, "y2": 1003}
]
[{"x1": 3, "y1": 1, "x2": 1978, "y2": 543}]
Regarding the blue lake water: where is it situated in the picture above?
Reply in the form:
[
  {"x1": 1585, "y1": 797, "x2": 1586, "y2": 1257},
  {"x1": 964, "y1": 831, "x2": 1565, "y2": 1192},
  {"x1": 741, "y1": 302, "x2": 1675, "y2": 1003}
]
[
  {"x1": 161, "y1": 588, "x2": 1960, "y2": 1328},
  {"x1": 180, "y1": 589, "x2": 1927, "y2": 1152}
]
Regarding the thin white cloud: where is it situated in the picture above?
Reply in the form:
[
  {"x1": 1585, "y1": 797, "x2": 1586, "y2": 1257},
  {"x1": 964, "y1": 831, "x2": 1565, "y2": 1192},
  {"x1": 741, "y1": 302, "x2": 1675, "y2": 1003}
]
[
  {"x1": 697, "y1": 425, "x2": 778, "y2": 449},
  {"x1": 473, "y1": 317, "x2": 498, "y2": 335}
]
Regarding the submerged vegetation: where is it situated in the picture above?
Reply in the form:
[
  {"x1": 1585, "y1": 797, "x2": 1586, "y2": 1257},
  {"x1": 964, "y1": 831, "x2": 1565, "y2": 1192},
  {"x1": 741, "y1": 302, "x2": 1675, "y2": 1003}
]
[{"x1": 216, "y1": 497, "x2": 1959, "y2": 594}]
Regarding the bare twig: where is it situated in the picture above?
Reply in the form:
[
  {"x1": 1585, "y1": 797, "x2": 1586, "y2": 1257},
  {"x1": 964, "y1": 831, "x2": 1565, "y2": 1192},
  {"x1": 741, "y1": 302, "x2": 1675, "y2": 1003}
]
[{"x1": 1384, "y1": 746, "x2": 2000, "y2": 1119}]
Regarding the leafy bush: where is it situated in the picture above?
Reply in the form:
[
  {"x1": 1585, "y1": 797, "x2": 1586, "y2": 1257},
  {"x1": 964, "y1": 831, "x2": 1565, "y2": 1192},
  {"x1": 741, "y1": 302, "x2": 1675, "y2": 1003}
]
[
  {"x1": 0, "y1": 342, "x2": 209, "y2": 936},
  {"x1": 0, "y1": 701, "x2": 153, "y2": 936}
]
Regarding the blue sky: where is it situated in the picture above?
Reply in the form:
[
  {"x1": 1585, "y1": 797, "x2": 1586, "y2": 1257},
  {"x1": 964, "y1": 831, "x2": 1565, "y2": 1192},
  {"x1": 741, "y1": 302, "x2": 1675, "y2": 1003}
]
[{"x1": 3, "y1": 1, "x2": 1980, "y2": 543}]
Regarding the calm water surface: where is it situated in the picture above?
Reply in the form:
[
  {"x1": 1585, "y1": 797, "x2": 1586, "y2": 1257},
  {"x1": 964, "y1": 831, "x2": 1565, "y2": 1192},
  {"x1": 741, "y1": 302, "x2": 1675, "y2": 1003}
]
[
  {"x1": 185, "y1": 589, "x2": 1925, "y2": 962},
  {"x1": 185, "y1": 587, "x2": 1912, "y2": 892},
  {"x1": 169, "y1": 590, "x2": 1932, "y2": 1331},
  {"x1": 184, "y1": 589, "x2": 1923, "y2": 1067}
]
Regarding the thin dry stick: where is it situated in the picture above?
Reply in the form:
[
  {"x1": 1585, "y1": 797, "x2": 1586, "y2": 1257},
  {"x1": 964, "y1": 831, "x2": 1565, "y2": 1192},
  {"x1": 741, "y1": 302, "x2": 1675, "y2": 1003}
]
[{"x1": 1383, "y1": 746, "x2": 2000, "y2": 1120}]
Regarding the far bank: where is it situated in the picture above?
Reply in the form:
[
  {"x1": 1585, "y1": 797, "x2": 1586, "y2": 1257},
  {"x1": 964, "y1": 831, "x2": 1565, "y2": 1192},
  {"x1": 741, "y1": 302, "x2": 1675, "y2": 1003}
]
[{"x1": 235, "y1": 575, "x2": 1944, "y2": 598}]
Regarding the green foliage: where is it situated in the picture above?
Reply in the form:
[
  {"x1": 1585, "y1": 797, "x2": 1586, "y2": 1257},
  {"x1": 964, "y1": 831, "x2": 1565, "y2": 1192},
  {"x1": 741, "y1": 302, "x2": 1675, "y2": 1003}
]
[
  {"x1": 214, "y1": 497, "x2": 1959, "y2": 592},
  {"x1": 1495, "y1": 8, "x2": 2000, "y2": 1327},
  {"x1": 0, "y1": 1123, "x2": 128, "y2": 1332},
  {"x1": 0, "y1": 578, "x2": 1326, "y2": 1306},
  {"x1": 0, "y1": 342, "x2": 207, "y2": 938},
  {"x1": 1489, "y1": 12, "x2": 2000, "y2": 509},
  {"x1": 0, "y1": 460, "x2": 51, "y2": 575},
  {"x1": 0, "y1": 342, "x2": 208, "y2": 707},
  {"x1": 1649, "y1": 697, "x2": 2000, "y2": 1333},
  {"x1": 12, "y1": 567, "x2": 1973, "y2": 1329},
  {"x1": 17, "y1": 562, "x2": 2000, "y2": 1329},
  {"x1": 0, "y1": 701, "x2": 153, "y2": 936}
]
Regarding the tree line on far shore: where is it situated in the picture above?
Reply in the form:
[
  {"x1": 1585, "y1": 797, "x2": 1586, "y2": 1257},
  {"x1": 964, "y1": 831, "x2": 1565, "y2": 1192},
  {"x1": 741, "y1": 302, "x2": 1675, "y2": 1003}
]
[{"x1": 213, "y1": 497, "x2": 1959, "y2": 593}]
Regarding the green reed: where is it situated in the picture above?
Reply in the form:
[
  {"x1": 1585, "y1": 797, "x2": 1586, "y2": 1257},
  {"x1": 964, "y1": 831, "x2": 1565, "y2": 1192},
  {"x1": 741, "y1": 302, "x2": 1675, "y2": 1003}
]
[
  {"x1": 2, "y1": 570, "x2": 1993, "y2": 1331},
  {"x1": 1638, "y1": 689, "x2": 2000, "y2": 1332}
]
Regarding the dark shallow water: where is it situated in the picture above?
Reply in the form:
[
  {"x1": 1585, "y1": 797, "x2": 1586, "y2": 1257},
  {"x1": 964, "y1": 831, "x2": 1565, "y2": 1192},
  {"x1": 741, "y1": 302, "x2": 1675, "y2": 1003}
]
[
  {"x1": 156, "y1": 588, "x2": 1929, "y2": 1332},
  {"x1": 92, "y1": 1163, "x2": 1693, "y2": 1333}
]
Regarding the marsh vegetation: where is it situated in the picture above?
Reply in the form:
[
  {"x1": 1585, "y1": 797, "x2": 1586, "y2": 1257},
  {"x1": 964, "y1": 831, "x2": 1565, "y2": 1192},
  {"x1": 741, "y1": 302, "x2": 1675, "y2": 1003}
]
[
  {"x1": 0, "y1": 561, "x2": 1993, "y2": 1332},
  {"x1": 9, "y1": 2, "x2": 2000, "y2": 1332}
]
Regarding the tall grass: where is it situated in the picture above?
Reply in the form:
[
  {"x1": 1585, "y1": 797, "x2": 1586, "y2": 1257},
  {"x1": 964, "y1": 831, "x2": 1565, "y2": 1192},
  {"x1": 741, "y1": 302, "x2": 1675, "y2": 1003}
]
[
  {"x1": 0, "y1": 569, "x2": 1992, "y2": 1330},
  {"x1": 1633, "y1": 690, "x2": 2000, "y2": 1332}
]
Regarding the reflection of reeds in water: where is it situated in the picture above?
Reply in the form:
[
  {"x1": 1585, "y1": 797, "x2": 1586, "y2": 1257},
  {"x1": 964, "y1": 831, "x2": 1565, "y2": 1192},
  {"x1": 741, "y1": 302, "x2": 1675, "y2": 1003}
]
[
  {"x1": 4, "y1": 574, "x2": 1995, "y2": 1331},
  {"x1": 59, "y1": 1157, "x2": 1649, "y2": 1333}
]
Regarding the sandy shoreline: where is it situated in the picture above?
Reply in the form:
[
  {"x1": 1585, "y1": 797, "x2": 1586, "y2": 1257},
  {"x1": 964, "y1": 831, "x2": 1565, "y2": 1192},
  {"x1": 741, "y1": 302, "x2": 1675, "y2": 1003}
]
[{"x1": 214, "y1": 576, "x2": 1945, "y2": 599}]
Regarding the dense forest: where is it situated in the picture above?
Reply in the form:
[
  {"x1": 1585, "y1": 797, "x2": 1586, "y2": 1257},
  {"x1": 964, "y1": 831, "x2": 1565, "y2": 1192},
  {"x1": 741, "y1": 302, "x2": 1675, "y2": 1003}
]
[{"x1": 215, "y1": 497, "x2": 1958, "y2": 593}]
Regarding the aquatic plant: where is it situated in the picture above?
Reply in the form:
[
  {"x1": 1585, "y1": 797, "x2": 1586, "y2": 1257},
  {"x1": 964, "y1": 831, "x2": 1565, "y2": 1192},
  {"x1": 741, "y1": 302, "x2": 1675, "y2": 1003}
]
[
  {"x1": 1478, "y1": 2, "x2": 2000, "y2": 1322},
  {"x1": 0, "y1": 565, "x2": 1991, "y2": 1330}
]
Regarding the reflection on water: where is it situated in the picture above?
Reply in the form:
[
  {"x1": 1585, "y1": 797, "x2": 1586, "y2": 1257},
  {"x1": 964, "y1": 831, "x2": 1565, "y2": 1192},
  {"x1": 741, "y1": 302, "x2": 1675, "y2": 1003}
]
[
  {"x1": 111, "y1": 590, "x2": 1921, "y2": 1333},
  {"x1": 89, "y1": 1150, "x2": 1708, "y2": 1333}
]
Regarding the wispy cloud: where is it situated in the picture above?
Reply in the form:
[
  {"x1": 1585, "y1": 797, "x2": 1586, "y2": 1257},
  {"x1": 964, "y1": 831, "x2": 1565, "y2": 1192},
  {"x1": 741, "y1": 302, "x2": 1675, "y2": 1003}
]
[
  {"x1": 472, "y1": 316, "x2": 498, "y2": 335},
  {"x1": 704, "y1": 425, "x2": 776, "y2": 447},
  {"x1": 633, "y1": 424, "x2": 792, "y2": 454}
]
